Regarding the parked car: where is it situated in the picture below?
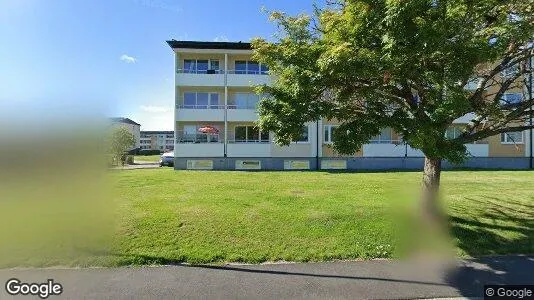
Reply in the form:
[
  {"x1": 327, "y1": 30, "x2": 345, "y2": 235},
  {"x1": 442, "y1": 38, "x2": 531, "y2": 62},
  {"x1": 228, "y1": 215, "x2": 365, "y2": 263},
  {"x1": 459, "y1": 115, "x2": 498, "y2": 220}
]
[{"x1": 159, "y1": 152, "x2": 174, "y2": 167}]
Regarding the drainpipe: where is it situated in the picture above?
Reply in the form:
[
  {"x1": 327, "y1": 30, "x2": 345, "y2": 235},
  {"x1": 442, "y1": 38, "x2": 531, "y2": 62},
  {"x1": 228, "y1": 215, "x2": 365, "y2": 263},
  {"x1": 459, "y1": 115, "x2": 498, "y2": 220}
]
[
  {"x1": 529, "y1": 56, "x2": 533, "y2": 169},
  {"x1": 224, "y1": 53, "x2": 228, "y2": 158},
  {"x1": 316, "y1": 120, "x2": 320, "y2": 170}
]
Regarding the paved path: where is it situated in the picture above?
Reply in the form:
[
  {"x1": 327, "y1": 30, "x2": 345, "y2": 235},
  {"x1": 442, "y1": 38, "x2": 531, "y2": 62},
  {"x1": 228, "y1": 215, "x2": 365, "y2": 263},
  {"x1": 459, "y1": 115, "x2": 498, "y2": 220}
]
[{"x1": 1, "y1": 255, "x2": 532, "y2": 299}]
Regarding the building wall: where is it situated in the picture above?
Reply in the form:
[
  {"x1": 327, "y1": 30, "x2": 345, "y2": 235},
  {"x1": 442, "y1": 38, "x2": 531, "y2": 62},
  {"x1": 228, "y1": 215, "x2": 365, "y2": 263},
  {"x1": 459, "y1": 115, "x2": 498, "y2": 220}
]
[{"x1": 111, "y1": 123, "x2": 140, "y2": 150}]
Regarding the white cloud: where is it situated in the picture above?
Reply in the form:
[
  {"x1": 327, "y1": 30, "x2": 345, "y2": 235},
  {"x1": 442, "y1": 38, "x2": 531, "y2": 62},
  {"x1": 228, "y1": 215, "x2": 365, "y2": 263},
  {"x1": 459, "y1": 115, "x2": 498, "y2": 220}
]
[
  {"x1": 213, "y1": 35, "x2": 229, "y2": 42},
  {"x1": 140, "y1": 105, "x2": 171, "y2": 113},
  {"x1": 120, "y1": 54, "x2": 137, "y2": 64}
]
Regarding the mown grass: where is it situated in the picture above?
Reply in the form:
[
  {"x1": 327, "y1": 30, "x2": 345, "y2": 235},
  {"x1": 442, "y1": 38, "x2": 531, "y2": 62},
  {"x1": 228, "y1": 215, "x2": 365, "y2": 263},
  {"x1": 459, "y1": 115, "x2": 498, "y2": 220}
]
[
  {"x1": 133, "y1": 155, "x2": 161, "y2": 163},
  {"x1": 107, "y1": 169, "x2": 534, "y2": 266}
]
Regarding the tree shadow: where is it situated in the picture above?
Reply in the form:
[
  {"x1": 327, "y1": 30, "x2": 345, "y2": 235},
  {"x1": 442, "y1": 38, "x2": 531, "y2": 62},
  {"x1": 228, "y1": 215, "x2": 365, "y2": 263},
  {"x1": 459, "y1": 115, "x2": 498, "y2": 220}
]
[
  {"x1": 444, "y1": 255, "x2": 534, "y2": 297},
  {"x1": 445, "y1": 194, "x2": 534, "y2": 297}
]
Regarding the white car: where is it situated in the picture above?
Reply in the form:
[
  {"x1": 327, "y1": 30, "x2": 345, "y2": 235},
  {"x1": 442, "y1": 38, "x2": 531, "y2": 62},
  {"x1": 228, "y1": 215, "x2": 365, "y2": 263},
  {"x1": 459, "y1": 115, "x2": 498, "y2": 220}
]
[{"x1": 159, "y1": 152, "x2": 174, "y2": 167}]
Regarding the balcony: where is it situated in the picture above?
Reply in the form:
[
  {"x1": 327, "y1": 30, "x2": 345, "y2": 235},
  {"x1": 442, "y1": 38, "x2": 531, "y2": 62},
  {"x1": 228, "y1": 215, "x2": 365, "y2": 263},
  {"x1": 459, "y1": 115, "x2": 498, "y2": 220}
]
[
  {"x1": 175, "y1": 131, "x2": 224, "y2": 157},
  {"x1": 227, "y1": 70, "x2": 271, "y2": 87},
  {"x1": 176, "y1": 69, "x2": 224, "y2": 87},
  {"x1": 176, "y1": 104, "x2": 225, "y2": 122}
]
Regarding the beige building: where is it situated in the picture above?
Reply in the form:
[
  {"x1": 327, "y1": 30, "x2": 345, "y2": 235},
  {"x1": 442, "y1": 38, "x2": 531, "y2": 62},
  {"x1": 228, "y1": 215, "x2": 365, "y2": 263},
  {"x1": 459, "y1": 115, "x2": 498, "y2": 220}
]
[
  {"x1": 110, "y1": 117, "x2": 141, "y2": 151},
  {"x1": 140, "y1": 131, "x2": 174, "y2": 151},
  {"x1": 167, "y1": 40, "x2": 532, "y2": 170}
]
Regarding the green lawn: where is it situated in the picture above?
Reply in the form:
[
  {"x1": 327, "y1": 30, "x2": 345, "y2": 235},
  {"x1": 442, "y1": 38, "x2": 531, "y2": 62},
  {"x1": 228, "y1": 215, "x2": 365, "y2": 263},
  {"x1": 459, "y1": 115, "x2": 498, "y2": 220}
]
[
  {"x1": 133, "y1": 154, "x2": 161, "y2": 163},
  {"x1": 2, "y1": 169, "x2": 532, "y2": 267},
  {"x1": 108, "y1": 169, "x2": 534, "y2": 266}
]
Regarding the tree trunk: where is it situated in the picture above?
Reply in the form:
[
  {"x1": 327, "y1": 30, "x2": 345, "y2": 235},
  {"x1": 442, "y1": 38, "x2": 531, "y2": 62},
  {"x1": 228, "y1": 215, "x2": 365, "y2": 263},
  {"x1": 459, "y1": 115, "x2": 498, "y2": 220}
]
[{"x1": 421, "y1": 156, "x2": 443, "y2": 224}]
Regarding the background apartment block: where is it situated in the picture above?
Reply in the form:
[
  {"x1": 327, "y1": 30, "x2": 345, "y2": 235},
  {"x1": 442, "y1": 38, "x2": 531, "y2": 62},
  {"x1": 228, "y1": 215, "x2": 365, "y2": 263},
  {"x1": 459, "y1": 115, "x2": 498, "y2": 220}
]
[
  {"x1": 110, "y1": 117, "x2": 141, "y2": 151},
  {"x1": 140, "y1": 131, "x2": 174, "y2": 151},
  {"x1": 167, "y1": 41, "x2": 532, "y2": 170}
]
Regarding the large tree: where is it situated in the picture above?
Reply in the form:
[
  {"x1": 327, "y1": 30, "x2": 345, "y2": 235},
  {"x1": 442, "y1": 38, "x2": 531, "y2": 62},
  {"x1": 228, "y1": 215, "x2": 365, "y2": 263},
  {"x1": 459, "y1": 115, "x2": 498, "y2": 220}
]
[{"x1": 252, "y1": 0, "x2": 533, "y2": 220}]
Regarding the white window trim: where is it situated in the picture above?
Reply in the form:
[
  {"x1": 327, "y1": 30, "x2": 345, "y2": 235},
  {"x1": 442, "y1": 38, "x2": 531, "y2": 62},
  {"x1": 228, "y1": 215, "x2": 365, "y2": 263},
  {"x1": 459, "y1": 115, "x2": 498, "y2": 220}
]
[
  {"x1": 501, "y1": 132, "x2": 524, "y2": 144},
  {"x1": 233, "y1": 125, "x2": 269, "y2": 143},
  {"x1": 233, "y1": 60, "x2": 269, "y2": 75},
  {"x1": 501, "y1": 93, "x2": 522, "y2": 104},
  {"x1": 369, "y1": 128, "x2": 396, "y2": 144},
  {"x1": 183, "y1": 59, "x2": 221, "y2": 73},
  {"x1": 231, "y1": 92, "x2": 261, "y2": 109},
  {"x1": 324, "y1": 125, "x2": 339, "y2": 144},
  {"x1": 292, "y1": 125, "x2": 310, "y2": 144},
  {"x1": 182, "y1": 92, "x2": 221, "y2": 108}
]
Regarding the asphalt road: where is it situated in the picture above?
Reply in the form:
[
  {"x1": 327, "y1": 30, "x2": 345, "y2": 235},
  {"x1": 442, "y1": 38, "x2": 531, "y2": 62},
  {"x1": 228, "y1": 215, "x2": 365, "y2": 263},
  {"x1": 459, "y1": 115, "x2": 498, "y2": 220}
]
[{"x1": 1, "y1": 255, "x2": 533, "y2": 299}]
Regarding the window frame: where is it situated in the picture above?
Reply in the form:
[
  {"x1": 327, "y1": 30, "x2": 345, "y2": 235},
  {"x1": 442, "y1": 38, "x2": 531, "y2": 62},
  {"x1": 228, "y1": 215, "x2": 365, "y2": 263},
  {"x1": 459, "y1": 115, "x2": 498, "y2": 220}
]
[
  {"x1": 293, "y1": 125, "x2": 310, "y2": 143},
  {"x1": 183, "y1": 59, "x2": 221, "y2": 74},
  {"x1": 501, "y1": 93, "x2": 522, "y2": 105},
  {"x1": 233, "y1": 125, "x2": 269, "y2": 143},
  {"x1": 324, "y1": 125, "x2": 339, "y2": 144},
  {"x1": 370, "y1": 128, "x2": 394, "y2": 144},
  {"x1": 182, "y1": 92, "x2": 221, "y2": 109},
  {"x1": 501, "y1": 131, "x2": 524, "y2": 144},
  {"x1": 233, "y1": 60, "x2": 269, "y2": 75}
]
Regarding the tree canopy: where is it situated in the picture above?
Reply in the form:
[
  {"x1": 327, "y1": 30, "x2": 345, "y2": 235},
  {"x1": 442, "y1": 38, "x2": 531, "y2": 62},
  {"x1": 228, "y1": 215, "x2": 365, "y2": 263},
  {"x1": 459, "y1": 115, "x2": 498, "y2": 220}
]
[{"x1": 252, "y1": 0, "x2": 534, "y2": 163}]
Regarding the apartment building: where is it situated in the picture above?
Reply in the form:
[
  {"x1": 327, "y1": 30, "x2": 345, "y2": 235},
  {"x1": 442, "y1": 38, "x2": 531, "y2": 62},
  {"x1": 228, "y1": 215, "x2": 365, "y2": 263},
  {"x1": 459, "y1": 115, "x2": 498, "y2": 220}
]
[
  {"x1": 109, "y1": 117, "x2": 141, "y2": 151},
  {"x1": 167, "y1": 40, "x2": 532, "y2": 170},
  {"x1": 140, "y1": 131, "x2": 174, "y2": 151}
]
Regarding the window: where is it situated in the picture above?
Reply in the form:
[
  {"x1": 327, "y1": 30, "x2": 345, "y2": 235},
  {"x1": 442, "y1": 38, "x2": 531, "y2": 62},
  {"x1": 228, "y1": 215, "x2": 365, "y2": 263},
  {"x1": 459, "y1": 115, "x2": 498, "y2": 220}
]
[
  {"x1": 233, "y1": 126, "x2": 269, "y2": 143},
  {"x1": 182, "y1": 92, "x2": 220, "y2": 109},
  {"x1": 464, "y1": 78, "x2": 481, "y2": 90},
  {"x1": 445, "y1": 127, "x2": 463, "y2": 139},
  {"x1": 501, "y1": 131, "x2": 523, "y2": 144},
  {"x1": 260, "y1": 64, "x2": 269, "y2": 75},
  {"x1": 324, "y1": 125, "x2": 339, "y2": 143},
  {"x1": 501, "y1": 93, "x2": 522, "y2": 105},
  {"x1": 370, "y1": 128, "x2": 394, "y2": 144},
  {"x1": 233, "y1": 61, "x2": 268, "y2": 75},
  {"x1": 502, "y1": 64, "x2": 519, "y2": 78},
  {"x1": 231, "y1": 93, "x2": 260, "y2": 109},
  {"x1": 235, "y1": 61, "x2": 247, "y2": 74},
  {"x1": 183, "y1": 59, "x2": 220, "y2": 73},
  {"x1": 184, "y1": 60, "x2": 196, "y2": 73},
  {"x1": 248, "y1": 62, "x2": 259, "y2": 74},
  {"x1": 294, "y1": 126, "x2": 309, "y2": 143}
]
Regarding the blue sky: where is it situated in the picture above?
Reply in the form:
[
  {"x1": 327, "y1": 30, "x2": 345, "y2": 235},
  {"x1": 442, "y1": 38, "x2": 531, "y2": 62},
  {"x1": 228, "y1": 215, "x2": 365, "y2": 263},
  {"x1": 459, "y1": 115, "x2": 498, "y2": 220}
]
[{"x1": 0, "y1": 0, "x2": 315, "y2": 130}]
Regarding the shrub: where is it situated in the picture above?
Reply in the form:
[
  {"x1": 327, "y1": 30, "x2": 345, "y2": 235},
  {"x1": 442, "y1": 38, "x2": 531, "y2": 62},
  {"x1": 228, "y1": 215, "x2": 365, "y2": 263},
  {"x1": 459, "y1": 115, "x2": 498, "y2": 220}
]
[{"x1": 138, "y1": 149, "x2": 162, "y2": 155}]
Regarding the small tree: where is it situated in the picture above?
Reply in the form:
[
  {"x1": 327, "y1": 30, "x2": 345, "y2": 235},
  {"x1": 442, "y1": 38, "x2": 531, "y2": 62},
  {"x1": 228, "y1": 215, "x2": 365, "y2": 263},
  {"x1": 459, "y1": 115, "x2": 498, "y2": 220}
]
[
  {"x1": 108, "y1": 126, "x2": 136, "y2": 166},
  {"x1": 252, "y1": 0, "x2": 533, "y2": 221}
]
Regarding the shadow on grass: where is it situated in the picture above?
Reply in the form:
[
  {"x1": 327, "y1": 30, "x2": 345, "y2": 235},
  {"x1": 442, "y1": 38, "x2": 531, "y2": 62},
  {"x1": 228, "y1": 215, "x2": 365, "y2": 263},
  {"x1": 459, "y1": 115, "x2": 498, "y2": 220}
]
[
  {"x1": 445, "y1": 194, "x2": 534, "y2": 297},
  {"x1": 448, "y1": 197, "x2": 534, "y2": 257}
]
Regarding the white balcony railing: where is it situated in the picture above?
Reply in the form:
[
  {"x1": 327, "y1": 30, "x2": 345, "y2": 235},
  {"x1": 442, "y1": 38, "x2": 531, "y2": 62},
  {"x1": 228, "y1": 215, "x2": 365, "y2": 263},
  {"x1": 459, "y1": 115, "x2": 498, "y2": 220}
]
[
  {"x1": 176, "y1": 104, "x2": 226, "y2": 109},
  {"x1": 176, "y1": 69, "x2": 224, "y2": 74},
  {"x1": 227, "y1": 70, "x2": 269, "y2": 75},
  {"x1": 176, "y1": 131, "x2": 221, "y2": 144},
  {"x1": 175, "y1": 104, "x2": 257, "y2": 110}
]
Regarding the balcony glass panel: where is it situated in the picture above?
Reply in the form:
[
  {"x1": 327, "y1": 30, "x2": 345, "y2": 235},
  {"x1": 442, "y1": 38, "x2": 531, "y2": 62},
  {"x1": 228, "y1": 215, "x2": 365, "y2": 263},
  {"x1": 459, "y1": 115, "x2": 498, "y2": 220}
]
[
  {"x1": 209, "y1": 93, "x2": 219, "y2": 108},
  {"x1": 235, "y1": 61, "x2": 247, "y2": 74},
  {"x1": 196, "y1": 60, "x2": 209, "y2": 73},
  {"x1": 196, "y1": 93, "x2": 209, "y2": 109},
  {"x1": 184, "y1": 93, "x2": 196, "y2": 109},
  {"x1": 184, "y1": 60, "x2": 196, "y2": 73},
  {"x1": 248, "y1": 62, "x2": 259, "y2": 74}
]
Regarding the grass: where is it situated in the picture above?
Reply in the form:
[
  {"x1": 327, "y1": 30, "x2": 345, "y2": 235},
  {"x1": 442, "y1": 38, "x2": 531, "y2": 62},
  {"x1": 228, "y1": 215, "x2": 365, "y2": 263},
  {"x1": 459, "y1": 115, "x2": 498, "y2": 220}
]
[
  {"x1": 133, "y1": 154, "x2": 161, "y2": 163},
  {"x1": 2, "y1": 169, "x2": 532, "y2": 267},
  {"x1": 107, "y1": 169, "x2": 534, "y2": 266}
]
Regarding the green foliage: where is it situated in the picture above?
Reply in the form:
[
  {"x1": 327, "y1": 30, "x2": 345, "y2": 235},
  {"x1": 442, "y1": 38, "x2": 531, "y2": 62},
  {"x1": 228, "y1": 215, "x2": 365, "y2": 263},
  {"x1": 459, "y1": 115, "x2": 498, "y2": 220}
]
[
  {"x1": 108, "y1": 126, "x2": 136, "y2": 166},
  {"x1": 253, "y1": 0, "x2": 533, "y2": 163}
]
